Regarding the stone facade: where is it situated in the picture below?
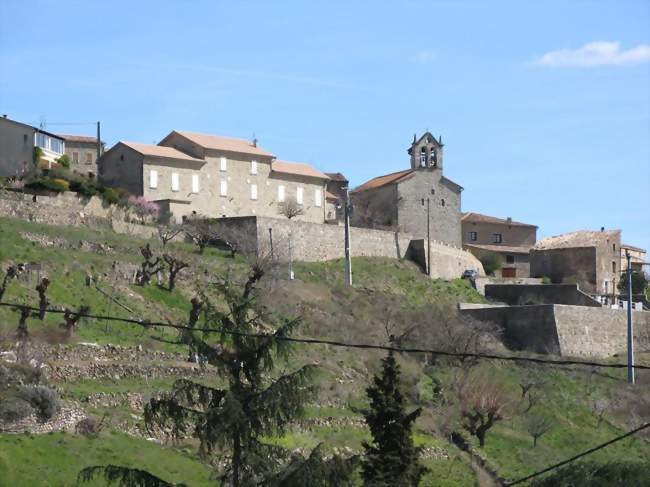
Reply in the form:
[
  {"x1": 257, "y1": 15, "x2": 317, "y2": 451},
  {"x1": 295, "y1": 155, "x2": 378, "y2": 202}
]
[
  {"x1": 530, "y1": 230, "x2": 621, "y2": 296},
  {"x1": 216, "y1": 215, "x2": 483, "y2": 280},
  {"x1": 461, "y1": 212, "x2": 537, "y2": 278},
  {"x1": 100, "y1": 131, "x2": 329, "y2": 224},
  {"x1": 460, "y1": 303, "x2": 650, "y2": 357},
  {"x1": 621, "y1": 244, "x2": 647, "y2": 273},
  {"x1": 350, "y1": 132, "x2": 463, "y2": 247},
  {"x1": 57, "y1": 134, "x2": 104, "y2": 177}
]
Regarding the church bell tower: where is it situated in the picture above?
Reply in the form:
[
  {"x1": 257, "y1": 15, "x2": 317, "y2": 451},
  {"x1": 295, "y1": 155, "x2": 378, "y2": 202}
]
[{"x1": 408, "y1": 132, "x2": 444, "y2": 171}]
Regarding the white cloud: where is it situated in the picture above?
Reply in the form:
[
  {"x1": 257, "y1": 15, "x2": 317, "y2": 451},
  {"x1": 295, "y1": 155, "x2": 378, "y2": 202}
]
[
  {"x1": 412, "y1": 50, "x2": 435, "y2": 64},
  {"x1": 531, "y1": 41, "x2": 650, "y2": 67}
]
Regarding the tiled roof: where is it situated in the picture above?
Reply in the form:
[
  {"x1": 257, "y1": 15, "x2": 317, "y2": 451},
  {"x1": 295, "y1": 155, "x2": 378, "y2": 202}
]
[
  {"x1": 534, "y1": 229, "x2": 621, "y2": 250},
  {"x1": 120, "y1": 141, "x2": 204, "y2": 162},
  {"x1": 325, "y1": 190, "x2": 339, "y2": 201},
  {"x1": 325, "y1": 172, "x2": 348, "y2": 182},
  {"x1": 465, "y1": 243, "x2": 532, "y2": 254},
  {"x1": 621, "y1": 243, "x2": 646, "y2": 253},
  {"x1": 57, "y1": 134, "x2": 101, "y2": 144},
  {"x1": 171, "y1": 131, "x2": 275, "y2": 157},
  {"x1": 271, "y1": 160, "x2": 329, "y2": 180},
  {"x1": 462, "y1": 212, "x2": 537, "y2": 228},
  {"x1": 352, "y1": 169, "x2": 415, "y2": 193}
]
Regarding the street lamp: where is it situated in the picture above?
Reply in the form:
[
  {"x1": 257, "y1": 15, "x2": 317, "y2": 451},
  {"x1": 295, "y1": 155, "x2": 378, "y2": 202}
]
[{"x1": 421, "y1": 198, "x2": 431, "y2": 276}]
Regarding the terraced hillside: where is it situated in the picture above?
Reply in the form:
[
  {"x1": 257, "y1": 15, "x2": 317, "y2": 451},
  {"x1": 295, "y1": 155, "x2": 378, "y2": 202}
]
[{"x1": 0, "y1": 215, "x2": 648, "y2": 486}]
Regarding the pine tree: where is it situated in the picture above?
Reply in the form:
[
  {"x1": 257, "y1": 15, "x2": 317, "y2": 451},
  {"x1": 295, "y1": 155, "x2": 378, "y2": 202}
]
[{"x1": 361, "y1": 350, "x2": 427, "y2": 486}]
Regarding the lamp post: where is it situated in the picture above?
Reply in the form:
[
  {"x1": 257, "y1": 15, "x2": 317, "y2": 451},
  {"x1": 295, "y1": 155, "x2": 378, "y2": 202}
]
[
  {"x1": 421, "y1": 198, "x2": 431, "y2": 276},
  {"x1": 344, "y1": 187, "x2": 352, "y2": 286},
  {"x1": 625, "y1": 250, "x2": 635, "y2": 384}
]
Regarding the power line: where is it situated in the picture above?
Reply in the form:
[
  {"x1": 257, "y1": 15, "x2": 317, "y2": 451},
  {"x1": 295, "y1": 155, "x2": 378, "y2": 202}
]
[
  {"x1": 1, "y1": 301, "x2": 648, "y2": 371},
  {"x1": 504, "y1": 422, "x2": 650, "y2": 486}
]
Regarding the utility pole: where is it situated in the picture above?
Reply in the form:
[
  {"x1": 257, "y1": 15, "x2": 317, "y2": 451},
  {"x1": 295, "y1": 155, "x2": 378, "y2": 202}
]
[
  {"x1": 344, "y1": 187, "x2": 352, "y2": 286},
  {"x1": 268, "y1": 228, "x2": 274, "y2": 261},
  {"x1": 96, "y1": 121, "x2": 102, "y2": 163},
  {"x1": 626, "y1": 250, "x2": 635, "y2": 384},
  {"x1": 422, "y1": 198, "x2": 431, "y2": 276},
  {"x1": 288, "y1": 231, "x2": 294, "y2": 281}
]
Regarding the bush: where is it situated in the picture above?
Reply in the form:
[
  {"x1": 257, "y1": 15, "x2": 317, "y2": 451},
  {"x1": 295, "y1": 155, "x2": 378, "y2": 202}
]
[
  {"x1": 56, "y1": 154, "x2": 71, "y2": 169},
  {"x1": 0, "y1": 397, "x2": 34, "y2": 423},
  {"x1": 100, "y1": 187, "x2": 121, "y2": 205},
  {"x1": 25, "y1": 177, "x2": 69, "y2": 193},
  {"x1": 541, "y1": 276, "x2": 551, "y2": 284},
  {"x1": 69, "y1": 178, "x2": 99, "y2": 197},
  {"x1": 17, "y1": 385, "x2": 59, "y2": 421},
  {"x1": 479, "y1": 251, "x2": 503, "y2": 276},
  {"x1": 618, "y1": 270, "x2": 648, "y2": 295},
  {"x1": 75, "y1": 415, "x2": 104, "y2": 438}
]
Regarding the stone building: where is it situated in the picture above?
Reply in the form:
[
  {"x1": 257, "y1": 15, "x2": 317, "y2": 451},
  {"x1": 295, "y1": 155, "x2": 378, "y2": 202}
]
[
  {"x1": 530, "y1": 229, "x2": 621, "y2": 297},
  {"x1": 350, "y1": 132, "x2": 463, "y2": 247},
  {"x1": 620, "y1": 244, "x2": 647, "y2": 274},
  {"x1": 324, "y1": 172, "x2": 348, "y2": 222},
  {"x1": 0, "y1": 115, "x2": 66, "y2": 176},
  {"x1": 57, "y1": 133, "x2": 104, "y2": 177},
  {"x1": 99, "y1": 130, "x2": 330, "y2": 223},
  {"x1": 462, "y1": 212, "x2": 537, "y2": 278}
]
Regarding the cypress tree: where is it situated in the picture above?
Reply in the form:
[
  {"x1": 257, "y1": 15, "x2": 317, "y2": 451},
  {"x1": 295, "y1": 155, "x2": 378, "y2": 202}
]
[{"x1": 361, "y1": 350, "x2": 428, "y2": 486}]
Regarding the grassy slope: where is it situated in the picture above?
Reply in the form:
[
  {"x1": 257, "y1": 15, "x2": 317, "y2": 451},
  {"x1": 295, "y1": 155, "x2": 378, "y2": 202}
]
[{"x1": 1, "y1": 216, "x2": 649, "y2": 485}]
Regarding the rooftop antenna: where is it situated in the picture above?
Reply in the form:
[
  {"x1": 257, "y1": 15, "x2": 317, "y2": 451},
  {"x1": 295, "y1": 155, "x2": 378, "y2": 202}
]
[{"x1": 252, "y1": 132, "x2": 258, "y2": 147}]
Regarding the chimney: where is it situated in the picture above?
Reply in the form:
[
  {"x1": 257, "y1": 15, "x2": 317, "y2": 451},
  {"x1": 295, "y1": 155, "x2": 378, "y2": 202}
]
[
  {"x1": 601, "y1": 227, "x2": 605, "y2": 232},
  {"x1": 252, "y1": 137, "x2": 258, "y2": 148},
  {"x1": 507, "y1": 217, "x2": 512, "y2": 225}
]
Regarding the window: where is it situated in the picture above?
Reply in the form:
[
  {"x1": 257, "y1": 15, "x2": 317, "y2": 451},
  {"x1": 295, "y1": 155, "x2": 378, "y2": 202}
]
[
  {"x1": 296, "y1": 187, "x2": 304, "y2": 205},
  {"x1": 50, "y1": 138, "x2": 63, "y2": 154},
  {"x1": 612, "y1": 243, "x2": 616, "y2": 252},
  {"x1": 492, "y1": 233, "x2": 503, "y2": 244},
  {"x1": 250, "y1": 160, "x2": 257, "y2": 175},
  {"x1": 36, "y1": 133, "x2": 47, "y2": 149},
  {"x1": 149, "y1": 170, "x2": 158, "y2": 189},
  {"x1": 314, "y1": 188, "x2": 322, "y2": 207},
  {"x1": 469, "y1": 231, "x2": 477, "y2": 242},
  {"x1": 277, "y1": 185, "x2": 285, "y2": 202},
  {"x1": 72, "y1": 152, "x2": 79, "y2": 163},
  {"x1": 220, "y1": 157, "x2": 227, "y2": 171},
  {"x1": 23, "y1": 134, "x2": 28, "y2": 145},
  {"x1": 612, "y1": 261, "x2": 616, "y2": 273},
  {"x1": 419, "y1": 148, "x2": 426, "y2": 166},
  {"x1": 441, "y1": 199, "x2": 445, "y2": 207},
  {"x1": 250, "y1": 183, "x2": 258, "y2": 200},
  {"x1": 191, "y1": 174, "x2": 199, "y2": 194},
  {"x1": 430, "y1": 150, "x2": 437, "y2": 167},
  {"x1": 506, "y1": 255, "x2": 515, "y2": 264},
  {"x1": 171, "y1": 172, "x2": 179, "y2": 191},
  {"x1": 431, "y1": 188, "x2": 435, "y2": 195},
  {"x1": 220, "y1": 180, "x2": 228, "y2": 196},
  {"x1": 85, "y1": 152, "x2": 93, "y2": 164}
]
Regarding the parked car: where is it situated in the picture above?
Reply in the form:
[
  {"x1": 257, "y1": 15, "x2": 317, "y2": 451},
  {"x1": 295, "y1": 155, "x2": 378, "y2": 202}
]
[{"x1": 461, "y1": 269, "x2": 478, "y2": 280}]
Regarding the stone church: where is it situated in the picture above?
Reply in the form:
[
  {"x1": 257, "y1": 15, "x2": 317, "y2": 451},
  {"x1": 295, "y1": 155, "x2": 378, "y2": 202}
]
[{"x1": 350, "y1": 132, "x2": 463, "y2": 247}]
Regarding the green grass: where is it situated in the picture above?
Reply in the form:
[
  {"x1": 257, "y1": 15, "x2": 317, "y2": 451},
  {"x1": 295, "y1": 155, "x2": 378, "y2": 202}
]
[{"x1": 0, "y1": 431, "x2": 214, "y2": 487}]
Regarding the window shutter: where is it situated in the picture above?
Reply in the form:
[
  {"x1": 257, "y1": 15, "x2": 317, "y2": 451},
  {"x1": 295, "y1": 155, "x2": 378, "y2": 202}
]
[
  {"x1": 296, "y1": 187, "x2": 304, "y2": 205},
  {"x1": 220, "y1": 157, "x2": 227, "y2": 171},
  {"x1": 250, "y1": 183, "x2": 258, "y2": 200},
  {"x1": 171, "y1": 172, "x2": 179, "y2": 191},
  {"x1": 278, "y1": 185, "x2": 285, "y2": 202},
  {"x1": 149, "y1": 170, "x2": 158, "y2": 189},
  {"x1": 314, "y1": 188, "x2": 322, "y2": 207},
  {"x1": 251, "y1": 160, "x2": 257, "y2": 175},
  {"x1": 220, "y1": 180, "x2": 228, "y2": 196},
  {"x1": 191, "y1": 174, "x2": 199, "y2": 193}
]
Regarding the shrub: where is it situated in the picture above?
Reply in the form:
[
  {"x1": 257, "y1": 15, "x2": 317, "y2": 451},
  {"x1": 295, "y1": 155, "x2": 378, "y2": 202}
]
[
  {"x1": 128, "y1": 195, "x2": 160, "y2": 221},
  {"x1": 479, "y1": 251, "x2": 502, "y2": 276},
  {"x1": 100, "y1": 187, "x2": 121, "y2": 205},
  {"x1": 541, "y1": 276, "x2": 551, "y2": 284},
  {"x1": 69, "y1": 178, "x2": 99, "y2": 197},
  {"x1": 25, "y1": 177, "x2": 69, "y2": 193},
  {"x1": 56, "y1": 154, "x2": 71, "y2": 169},
  {"x1": 52, "y1": 178, "x2": 70, "y2": 191},
  {"x1": 75, "y1": 415, "x2": 105, "y2": 438},
  {"x1": 0, "y1": 397, "x2": 34, "y2": 423},
  {"x1": 17, "y1": 385, "x2": 59, "y2": 421}
]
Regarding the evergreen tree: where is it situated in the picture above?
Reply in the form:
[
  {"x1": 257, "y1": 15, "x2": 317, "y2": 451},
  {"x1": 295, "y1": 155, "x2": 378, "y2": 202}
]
[{"x1": 361, "y1": 350, "x2": 427, "y2": 486}]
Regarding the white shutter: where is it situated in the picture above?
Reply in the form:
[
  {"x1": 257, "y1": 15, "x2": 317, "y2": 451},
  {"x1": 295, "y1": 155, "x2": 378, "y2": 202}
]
[
  {"x1": 220, "y1": 180, "x2": 228, "y2": 196},
  {"x1": 250, "y1": 183, "x2": 258, "y2": 200},
  {"x1": 171, "y1": 172, "x2": 179, "y2": 191},
  {"x1": 191, "y1": 174, "x2": 199, "y2": 193},
  {"x1": 277, "y1": 185, "x2": 285, "y2": 202},
  {"x1": 149, "y1": 170, "x2": 158, "y2": 189},
  {"x1": 314, "y1": 188, "x2": 322, "y2": 207},
  {"x1": 250, "y1": 160, "x2": 257, "y2": 175},
  {"x1": 220, "y1": 157, "x2": 227, "y2": 171},
  {"x1": 296, "y1": 187, "x2": 304, "y2": 205}
]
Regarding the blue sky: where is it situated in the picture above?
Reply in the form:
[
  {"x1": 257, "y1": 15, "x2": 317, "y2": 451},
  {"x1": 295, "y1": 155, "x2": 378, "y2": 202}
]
[{"x1": 1, "y1": 0, "x2": 649, "y2": 251}]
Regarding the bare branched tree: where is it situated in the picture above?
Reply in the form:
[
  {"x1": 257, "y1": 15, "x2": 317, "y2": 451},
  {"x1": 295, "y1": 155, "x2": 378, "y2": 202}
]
[
  {"x1": 525, "y1": 415, "x2": 553, "y2": 448},
  {"x1": 162, "y1": 254, "x2": 189, "y2": 292},
  {"x1": 0, "y1": 265, "x2": 19, "y2": 301},
  {"x1": 592, "y1": 398, "x2": 610, "y2": 428},
  {"x1": 35, "y1": 277, "x2": 50, "y2": 320},
  {"x1": 278, "y1": 197, "x2": 305, "y2": 220},
  {"x1": 157, "y1": 225, "x2": 183, "y2": 248},
  {"x1": 60, "y1": 305, "x2": 90, "y2": 339},
  {"x1": 182, "y1": 218, "x2": 214, "y2": 254},
  {"x1": 459, "y1": 378, "x2": 510, "y2": 447},
  {"x1": 16, "y1": 306, "x2": 30, "y2": 339},
  {"x1": 135, "y1": 244, "x2": 163, "y2": 286}
]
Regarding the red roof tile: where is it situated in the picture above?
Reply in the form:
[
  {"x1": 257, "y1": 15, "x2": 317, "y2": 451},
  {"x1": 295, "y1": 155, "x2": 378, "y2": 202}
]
[
  {"x1": 462, "y1": 212, "x2": 537, "y2": 228},
  {"x1": 271, "y1": 160, "x2": 329, "y2": 180},
  {"x1": 352, "y1": 169, "x2": 415, "y2": 193},
  {"x1": 171, "y1": 131, "x2": 275, "y2": 157}
]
